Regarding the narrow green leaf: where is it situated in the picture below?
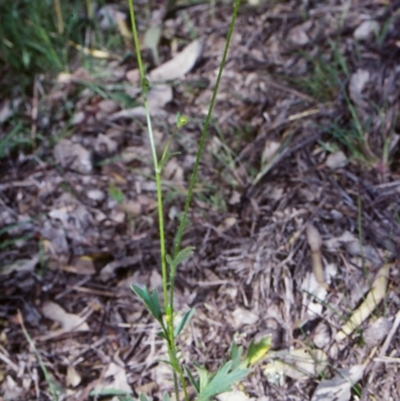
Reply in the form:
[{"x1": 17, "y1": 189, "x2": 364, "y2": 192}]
[
  {"x1": 131, "y1": 284, "x2": 150, "y2": 304},
  {"x1": 184, "y1": 365, "x2": 200, "y2": 394},
  {"x1": 166, "y1": 254, "x2": 174, "y2": 269},
  {"x1": 159, "y1": 150, "x2": 181, "y2": 172},
  {"x1": 174, "y1": 308, "x2": 196, "y2": 337},
  {"x1": 157, "y1": 330, "x2": 167, "y2": 340},
  {"x1": 150, "y1": 288, "x2": 162, "y2": 321},
  {"x1": 142, "y1": 77, "x2": 150, "y2": 96},
  {"x1": 197, "y1": 361, "x2": 248, "y2": 401},
  {"x1": 160, "y1": 135, "x2": 174, "y2": 165},
  {"x1": 229, "y1": 343, "x2": 243, "y2": 371},
  {"x1": 173, "y1": 246, "x2": 195, "y2": 267},
  {"x1": 131, "y1": 285, "x2": 162, "y2": 322}
]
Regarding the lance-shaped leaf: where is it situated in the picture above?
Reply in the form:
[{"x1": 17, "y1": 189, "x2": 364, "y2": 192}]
[
  {"x1": 229, "y1": 343, "x2": 243, "y2": 371},
  {"x1": 185, "y1": 365, "x2": 200, "y2": 394},
  {"x1": 174, "y1": 308, "x2": 196, "y2": 337},
  {"x1": 131, "y1": 285, "x2": 162, "y2": 323}
]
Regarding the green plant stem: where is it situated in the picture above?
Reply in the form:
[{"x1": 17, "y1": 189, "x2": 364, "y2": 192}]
[
  {"x1": 127, "y1": 0, "x2": 169, "y2": 313},
  {"x1": 127, "y1": 2, "x2": 185, "y2": 400},
  {"x1": 172, "y1": 0, "x2": 241, "y2": 257},
  {"x1": 128, "y1": 1, "x2": 241, "y2": 399},
  {"x1": 170, "y1": 0, "x2": 241, "y2": 301}
]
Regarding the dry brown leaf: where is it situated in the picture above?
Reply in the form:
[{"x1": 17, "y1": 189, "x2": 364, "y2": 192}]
[
  {"x1": 1, "y1": 255, "x2": 39, "y2": 276},
  {"x1": 287, "y1": 21, "x2": 313, "y2": 45},
  {"x1": 41, "y1": 301, "x2": 89, "y2": 332},
  {"x1": 349, "y1": 69, "x2": 369, "y2": 105},
  {"x1": 111, "y1": 84, "x2": 172, "y2": 119},
  {"x1": 121, "y1": 200, "x2": 142, "y2": 216},
  {"x1": 95, "y1": 133, "x2": 118, "y2": 154},
  {"x1": 261, "y1": 140, "x2": 280, "y2": 166},
  {"x1": 326, "y1": 151, "x2": 348, "y2": 169},
  {"x1": 217, "y1": 217, "x2": 237, "y2": 233},
  {"x1": 149, "y1": 39, "x2": 203, "y2": 82},
  {"x1": 53, "y1": 139, "x2": 93, "y2": 174},
  {"x1": 363, "y1": 317, "x2": 392, "y2": 348},
  {"x1": 120, "y1": 146, "x2": 149, "y2": 163},
  {"x1": 300, "y1": 272, "x2": 329, "y2": 317},
  {"x1": 93, "y1": 362, "x2": 132, "y2": 395},
  {"x1": 311, "y1": 364, "x2": 365, "y2": 401},
  {"x1": 264, "y1": 348, "x2": 328, "y2": 383},
  {"x1": 87, "y1": 189, "x2": 106, "y2": 202},
  {"x1": 306, "y1": 224, "x2": 328, "y2": 290},
  {"x1": 323, "y1": 231, "x2": 380, "y2": 264},
  {"x1": 98, "y1": 5, "x2": 126, "y2": 31},
  {"x1": 65, "y1": 256, "x2": 96, "y2": 275},
  {"x1": 354, "y1": 20, "x2": 379, "y2": 40},
  {"x1": 148, "y1": 84, "x2": 173, "y2": 110},
  {"x1": 67, "y1": 365, "x2": 82, "y2": 388},
  {"x1": 0, "y1": 98, "x2": 21, "y2": 123},
  {"x1": 163, "y1": 158, "x2": 184, "y2": 183},
  {"x1": 100, "y1": 255, "x2": 140, "y2": 280},
  {"x1": 97, "y1": 99, "x2": 119, "y2": 114},
  {"x1": 335, "y1": 263, "x2": 391, "y2": 341},
  {"x1": 313, "y1": 322, "x2": 331, "y2": 349},
  {"x1": 232, "y1": 307, "x2": 258, "y2": 328},
  {"x1": 126, "y1": 69, "x2": 139, "y2": 83},
  {"x1": 228, "y1": 190, "x2": 241, "y2": 205}
]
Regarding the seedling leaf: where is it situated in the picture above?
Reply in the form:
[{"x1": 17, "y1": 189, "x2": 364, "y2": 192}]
[
  {"x1": 197, "y1": 361, "x2": 248, "y2": 401},
  {"x1": 131, "y1": 285, "x2": 162, "y2": 322},
  {"x1": 174, "y1": 308, "x2": 195, "y2": 337},
  {"x1": 185, "y1": 365, "x2": 200, "y2": 393}
]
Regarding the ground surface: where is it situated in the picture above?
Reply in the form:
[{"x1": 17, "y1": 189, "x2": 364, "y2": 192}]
[{"x1": 1, "y1": 1, "x2": 400, "y2": 400}]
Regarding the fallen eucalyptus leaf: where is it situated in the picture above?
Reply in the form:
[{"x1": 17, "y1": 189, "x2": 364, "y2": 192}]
[
  {"x1": 311, "y1": 364, "x2": 365, "y2": 401},
  {"x1": 149, "y1": 39, "x2": 203, "y2": 82},
  {"x1": 335, "y1": 263, "x2": 391, "y2": 341},
  {"x1": 42, "y1": 301, "x2": 89, "y2": 332}
]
